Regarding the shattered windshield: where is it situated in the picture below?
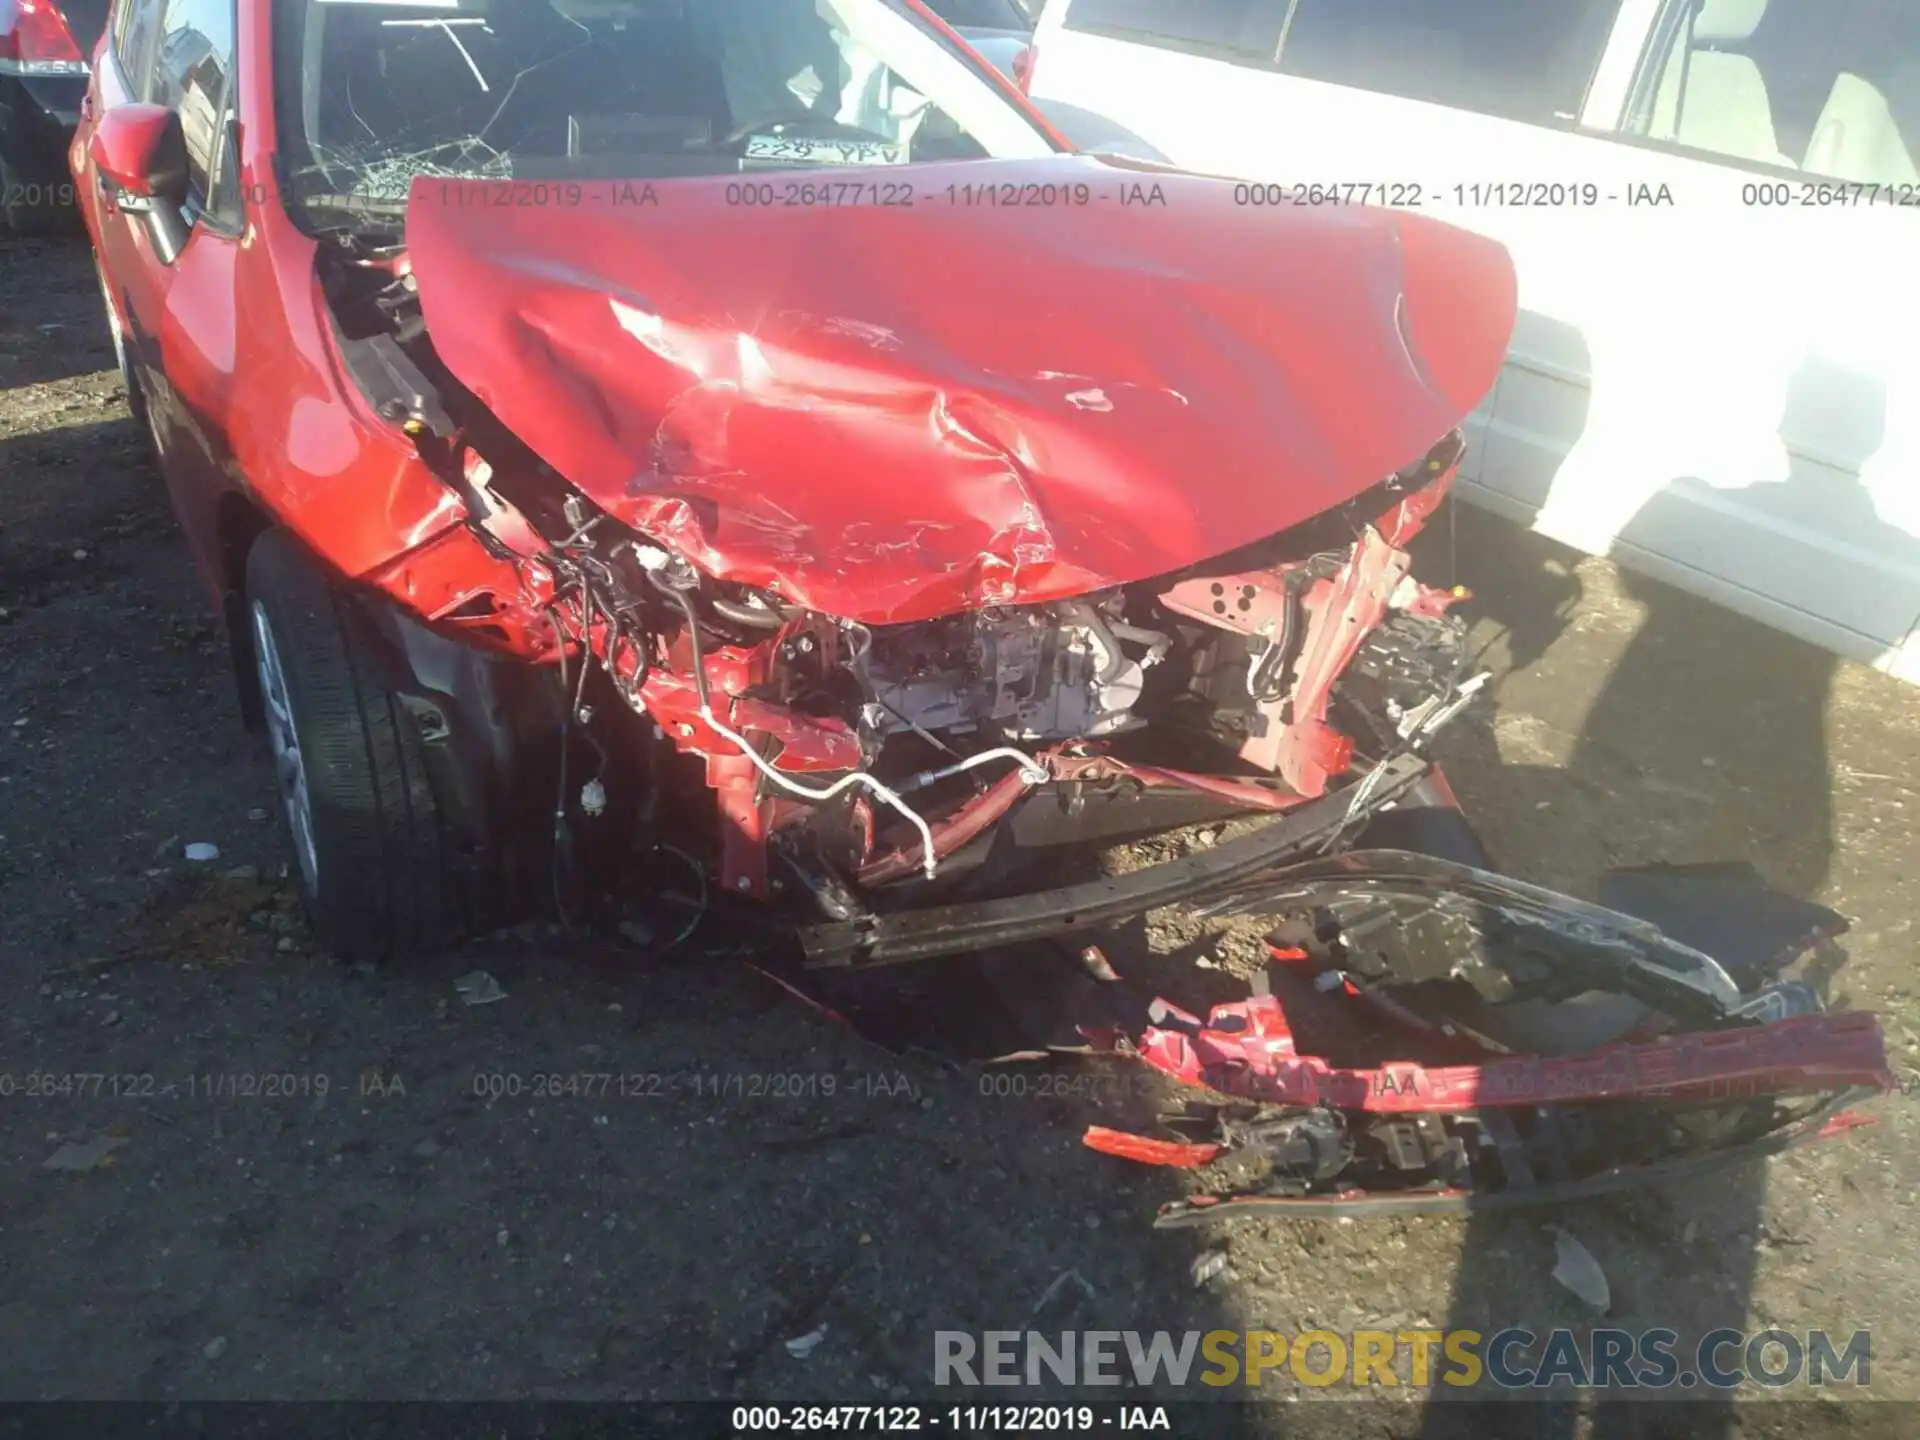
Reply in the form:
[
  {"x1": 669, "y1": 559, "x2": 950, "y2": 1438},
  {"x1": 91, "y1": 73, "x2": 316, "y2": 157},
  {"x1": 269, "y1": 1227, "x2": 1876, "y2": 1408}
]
[{"x1": 277, "y1": 0, "x2": 1054, "y2": 219}]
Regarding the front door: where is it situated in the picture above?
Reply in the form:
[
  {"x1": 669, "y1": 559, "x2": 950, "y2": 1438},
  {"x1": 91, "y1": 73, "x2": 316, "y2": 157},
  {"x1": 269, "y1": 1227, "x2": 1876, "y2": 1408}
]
[{"x1": 85, "y1": 0, "x2": 243, "y2": 596}]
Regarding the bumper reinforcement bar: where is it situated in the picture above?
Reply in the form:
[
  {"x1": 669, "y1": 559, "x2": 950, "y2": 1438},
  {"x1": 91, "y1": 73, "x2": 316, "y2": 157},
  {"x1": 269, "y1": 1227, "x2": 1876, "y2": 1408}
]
[{"x1": 799, "y1": 753, "x2": 1432, "y2": 969}]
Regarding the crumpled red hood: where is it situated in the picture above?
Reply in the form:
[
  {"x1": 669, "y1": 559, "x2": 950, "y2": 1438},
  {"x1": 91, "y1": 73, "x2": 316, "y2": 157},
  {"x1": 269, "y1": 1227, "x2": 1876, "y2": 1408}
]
[{"x1": 405, "y1": 155, "x2": 1516, "y2": 624}]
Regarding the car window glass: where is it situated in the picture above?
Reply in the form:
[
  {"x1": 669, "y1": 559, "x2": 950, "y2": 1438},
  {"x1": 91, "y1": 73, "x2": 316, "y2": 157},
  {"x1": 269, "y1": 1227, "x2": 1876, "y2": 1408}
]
[
  {"x1": 273, "y1": 0, "x2": 1050, "y2": 215},
  {"x1": 1061, "y1": 0, "x2": 1288, "y2": 62},
  {"x1": 205, "y1": 103, "x2": 240, "y2": 219},
  {"x1": 1632, "y1": 0, "x2": 1920, "y2": 183},
  {"x1": 115, "y1": 0, "x2": 167, "y2": 95},
  {"x1": 150, "y1": 0, "x2": 235, "y2": 206},
  {"x1": 1272, "y1": 0, "x2": 1618, "y2": 126},
  {"x1": 919, "y1": 0, "x2": 1027, "y2": 30}
]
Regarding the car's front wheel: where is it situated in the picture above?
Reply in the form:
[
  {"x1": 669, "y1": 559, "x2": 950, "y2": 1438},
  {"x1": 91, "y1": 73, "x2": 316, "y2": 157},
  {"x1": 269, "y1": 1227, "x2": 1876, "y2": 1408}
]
[{"x1": 245, "y1": 528, "x2": 466, "y2": 961}]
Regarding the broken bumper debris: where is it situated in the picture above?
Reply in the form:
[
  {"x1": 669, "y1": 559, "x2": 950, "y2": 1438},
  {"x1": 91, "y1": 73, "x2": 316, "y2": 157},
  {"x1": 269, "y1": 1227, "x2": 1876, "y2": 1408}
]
[
  {"x1": 1056, "y1": 858, "x2": 1892, "y2": 1222},
  {"x1": 775, "y1": 752, "x2": 1891, "y2": 1223},
  {"x1": 1143, "y1": 1095, "x2": 1881, "y2": 1225}
]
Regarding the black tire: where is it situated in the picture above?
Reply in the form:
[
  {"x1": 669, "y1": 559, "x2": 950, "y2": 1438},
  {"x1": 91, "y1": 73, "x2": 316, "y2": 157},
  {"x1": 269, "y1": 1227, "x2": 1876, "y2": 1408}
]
[{"x1": 245, "y1": 527, "x2": 465, "y2": 962}]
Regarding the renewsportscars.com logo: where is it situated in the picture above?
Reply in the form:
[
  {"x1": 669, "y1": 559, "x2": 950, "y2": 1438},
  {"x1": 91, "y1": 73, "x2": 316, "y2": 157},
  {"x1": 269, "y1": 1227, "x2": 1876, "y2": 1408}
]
[{"x1": 933, "y1": 1328, "x2": 1871, "y2": 1391}]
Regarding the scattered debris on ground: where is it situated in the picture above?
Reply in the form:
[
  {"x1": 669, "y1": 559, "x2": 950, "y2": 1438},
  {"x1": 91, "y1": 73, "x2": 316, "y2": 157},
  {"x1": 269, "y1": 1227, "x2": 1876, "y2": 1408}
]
[
  {"x1": 784, "y1": 1326, "x2": 828, "y2": 1361},
  {"x1": 1549, "y1": 1227, "x2": 1611, "y2": 1314},
  {"x1": 41, "y1": 1135, "x2": 130, "y2": 1172},
  {"x1": 455, "y1": 971, "x2": 508, "y2": 1006}
]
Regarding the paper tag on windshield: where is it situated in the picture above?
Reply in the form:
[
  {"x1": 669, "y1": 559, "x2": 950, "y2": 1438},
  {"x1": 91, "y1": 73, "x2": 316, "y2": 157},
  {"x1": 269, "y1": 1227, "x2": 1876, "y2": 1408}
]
[{"x1": 743, "y1": 135, "x2": 907, "y2": 167}]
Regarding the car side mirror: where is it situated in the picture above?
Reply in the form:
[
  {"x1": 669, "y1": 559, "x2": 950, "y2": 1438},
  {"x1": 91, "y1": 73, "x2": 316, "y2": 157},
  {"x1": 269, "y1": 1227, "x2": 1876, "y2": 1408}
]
[
  {"x1": 90, "y1": 103, "x2": 189, "y2": 204},
  {"x1": 89, "y1": 103, "x2": 192, "y2": 260}
]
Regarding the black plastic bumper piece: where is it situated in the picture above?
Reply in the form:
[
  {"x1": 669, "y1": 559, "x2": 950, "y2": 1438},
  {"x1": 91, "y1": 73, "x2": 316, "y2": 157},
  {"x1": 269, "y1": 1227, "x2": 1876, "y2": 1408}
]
[
  {"x1": 798, "y1": 752, "x2": 1432, "y2": 969},
  {"x1": 1151, "y1": 1089, "x2": 1869, "y2": 1225}
]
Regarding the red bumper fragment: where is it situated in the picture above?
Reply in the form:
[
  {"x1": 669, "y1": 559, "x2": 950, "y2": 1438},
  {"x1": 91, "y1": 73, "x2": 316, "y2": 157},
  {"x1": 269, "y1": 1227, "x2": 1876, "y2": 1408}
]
[
  {"x1": 1124, "y1": 993, "x2": 1892, "y2": 1112},
  {"x1": 1082, "y1": 1128, "x2": 1224, "y2": 1168},
  {"x1": 1080, "y1": 985, "x2": 1893, "y2": 1218}
]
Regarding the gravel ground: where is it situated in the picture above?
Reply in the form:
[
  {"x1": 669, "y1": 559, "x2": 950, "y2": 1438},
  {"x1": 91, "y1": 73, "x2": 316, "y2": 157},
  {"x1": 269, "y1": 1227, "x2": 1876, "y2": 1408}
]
[{"x1": 2, "y1": 230, "x2": 1915, "y2": 1434}]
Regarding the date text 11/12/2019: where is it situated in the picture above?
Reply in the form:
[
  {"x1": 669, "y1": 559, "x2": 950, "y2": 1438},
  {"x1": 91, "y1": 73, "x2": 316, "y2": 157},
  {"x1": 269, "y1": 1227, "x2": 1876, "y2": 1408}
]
[{"x1": 730, "y1": 1405, "x2": 1169, "y2": 1432}]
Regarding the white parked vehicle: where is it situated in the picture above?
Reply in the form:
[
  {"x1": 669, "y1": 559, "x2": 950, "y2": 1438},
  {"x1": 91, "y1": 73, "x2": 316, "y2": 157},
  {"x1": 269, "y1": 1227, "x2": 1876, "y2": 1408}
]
[{"x1": 1028, "y1": 0, "x2": 1920, "y2": 681}]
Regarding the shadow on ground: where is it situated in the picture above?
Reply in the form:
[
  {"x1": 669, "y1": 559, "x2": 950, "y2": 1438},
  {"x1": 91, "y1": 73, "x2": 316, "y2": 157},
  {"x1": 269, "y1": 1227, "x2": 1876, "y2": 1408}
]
[
  {"x1": 0, "y1": 233, "x2": 115, "y2": 390},
  {"x1": 1413, "y1": 495, "x2": 1906, "y2": 1432}
]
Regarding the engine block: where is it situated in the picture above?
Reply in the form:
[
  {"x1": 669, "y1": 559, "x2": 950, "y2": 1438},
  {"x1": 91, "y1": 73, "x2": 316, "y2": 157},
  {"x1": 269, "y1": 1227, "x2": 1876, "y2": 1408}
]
[{"x1": 862, "y1": 601, "x2": 1151, "y2": 744}]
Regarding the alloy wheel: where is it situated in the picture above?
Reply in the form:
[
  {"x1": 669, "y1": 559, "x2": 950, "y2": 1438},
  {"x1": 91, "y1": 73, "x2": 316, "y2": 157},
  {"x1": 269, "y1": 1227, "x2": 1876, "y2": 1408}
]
[{"x1": 251, "y1": 598, "x2": 320, "y2": 893}]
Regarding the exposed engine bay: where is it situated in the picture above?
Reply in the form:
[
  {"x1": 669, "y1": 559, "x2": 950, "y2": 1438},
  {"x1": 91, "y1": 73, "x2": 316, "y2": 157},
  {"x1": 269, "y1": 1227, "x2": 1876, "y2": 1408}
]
[
  {"x1": 304, "y1": 188, "x2": 1892, "y2": 1223},
  {"x1": 540, "y1": 454, "x2": 1475, "y2": 907},
  {"x1": 321, "y1": 229, "x2": 1489, "y2": 909}
]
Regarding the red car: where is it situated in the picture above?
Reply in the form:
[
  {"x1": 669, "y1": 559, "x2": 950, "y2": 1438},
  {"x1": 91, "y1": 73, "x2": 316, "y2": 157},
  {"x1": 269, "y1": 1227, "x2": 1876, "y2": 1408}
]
[{"x1": 75, "y1": 0, "x2": 1889, "y2": 1216}]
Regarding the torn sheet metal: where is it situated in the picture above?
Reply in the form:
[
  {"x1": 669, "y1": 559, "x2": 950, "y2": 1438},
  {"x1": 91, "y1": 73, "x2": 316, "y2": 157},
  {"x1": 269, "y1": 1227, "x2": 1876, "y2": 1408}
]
[{"x1": 404, "y1": 153, "x2": 1516, "y2": 624}]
